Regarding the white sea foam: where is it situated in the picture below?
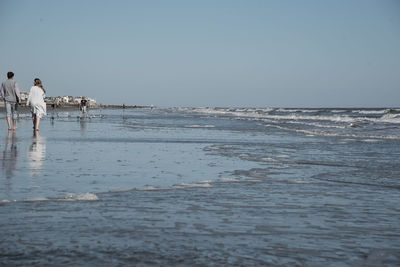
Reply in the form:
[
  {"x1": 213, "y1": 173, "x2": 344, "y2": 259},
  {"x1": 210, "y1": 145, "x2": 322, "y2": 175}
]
[
  {"x1": 269, "y1": 124, "x2": 400, "y2": 140},
  {"x1": 188, "y1": 107, "x2": 400, "y2": 126},
  {"x1": 137, "y1": 186, "x2": 169, "y2": 191},
  {"x1": 60, "y1": 193, "x2": 99, "y2": 201},
  {"x1": 294, "y1": 180, "x2": 313, "y2": 184},
  {"x1": 355, "y1": 109, "x2": 387, "y2": 114},
  {"x1": 218, "y1": 177, "x2": 241, "y2": 182},
  {"x1": 242, "y1": 179, "x2": 262, "y2": 182},
  {"x1": 189, "y1": 107, "x2": 357, "y2": 124},
  {"x1": 280, "y1": 120, "x2": 347, "y2": 129},
  {"x1": 361, "y1": 139, "x2": 381, "y2": 143},
  {"x1": 269, "y1": 114, "x2": 356, "y2": 123},
  {"x1": 25, "y1": 197, "x2": 49, "y2": 202},
  {"x1": 0, "y1": 193, "x2": 99, "y2": 204},
  {"x1": 186, "y1": 124, "x2": 215, "y2": 128},
  {"x1": 276, "y1": 154, "x2": 290, "y2": 158},
  {"x1": 138, "y1": 180, "x2": 213, "y2": 191},
  {"x1": 205, "y1": 146, "x2": 221, "y2": 150},
  {"x1": 109, "y1": 188, "x2": 133, "y2": 193},
  {"x1": 379, "y1": 113, "x2": 400, "y2": 124},
  {"x1": 276, "y1": 108, "x2": 320, "y2": 113},
  {"x1": 261, "y1": 157, "x2": 277, "y2": 162},
  {"x1": 172, "y1": 182, "x2": 212, "y2": 189},
  {"x1": 218, "y1": 177, "x2": 261, "y2": 183}
]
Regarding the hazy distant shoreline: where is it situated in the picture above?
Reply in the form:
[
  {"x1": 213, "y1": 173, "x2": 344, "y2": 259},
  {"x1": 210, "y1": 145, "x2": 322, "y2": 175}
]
[{"x1": 0, "y1": 102, "x2": 148, "y2": 112}]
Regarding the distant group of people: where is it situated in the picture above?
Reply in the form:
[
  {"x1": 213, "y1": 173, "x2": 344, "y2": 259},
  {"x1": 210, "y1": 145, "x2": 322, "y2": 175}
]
[
  {"x1": 1, "y1": 71, "x2": 88, "y2": 132},
  {"x1": 1, "y1": 72, "x2": 46, "y2": 131},
  {"x1": 80, "y1": 96, "x2": 88, "y2": 115}
]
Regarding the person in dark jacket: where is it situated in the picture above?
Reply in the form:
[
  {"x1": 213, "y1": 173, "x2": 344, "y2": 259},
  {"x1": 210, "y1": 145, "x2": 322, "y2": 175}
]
[{"x1": 1, "y1": 72, "x2": 21, "y2": 131}]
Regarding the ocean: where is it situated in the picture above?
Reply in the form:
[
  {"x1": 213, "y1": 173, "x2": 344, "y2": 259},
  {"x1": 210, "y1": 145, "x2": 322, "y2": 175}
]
[{"x1": 1, "y1": 107, "x2": 400, "y2": 266}]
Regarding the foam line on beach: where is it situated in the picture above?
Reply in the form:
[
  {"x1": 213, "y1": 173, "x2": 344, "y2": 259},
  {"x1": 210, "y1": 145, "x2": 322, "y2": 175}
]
[
  {"x1": 217, "y1": 177, "x2": 261, "y2": 183},
  {"x1": 186, "y1": 124, "x2": 215, "y2": 128},
  {"x1": 135, "y1": 177, "x2": 262, "y2": 192},
  {"x1": 105, "y1": 177, "x2": 262, "y2": 193},
  {"x1": 264, "y1": 124, "x2": 400, "y2": 140},
  {"x1": 137, "y1": 181, "x2": 213, "y2": 191},
  {"x1": 184, "y1": 107, "x2": 400, "y2": 125},
  {"x1": 0, "y1": 193, "x2": 99, "y2": 204}
]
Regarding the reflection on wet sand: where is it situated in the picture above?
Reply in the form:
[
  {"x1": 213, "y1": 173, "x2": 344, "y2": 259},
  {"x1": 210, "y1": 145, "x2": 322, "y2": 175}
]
[
  {"x1": 1, "y1": 131, "x2": 19, "y2": 178},
  {"x1": 79, "y1": 119, "x2": 87, "y2": 135},
  {"x1": 28, "y1": 132, "x2": 46, "y2": 176}
]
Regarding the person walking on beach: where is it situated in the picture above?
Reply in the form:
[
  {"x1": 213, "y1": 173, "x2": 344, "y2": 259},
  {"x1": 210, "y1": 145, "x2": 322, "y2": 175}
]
[
  {"x1": 26, "y1": 78, "x2": 46, "y2": 131},
  {"x1": 80, "y1": 96, "x2": 88, "y2": 116},
  {"x1": 1, "y1": 72, "x2": 21, "y2": 131}
]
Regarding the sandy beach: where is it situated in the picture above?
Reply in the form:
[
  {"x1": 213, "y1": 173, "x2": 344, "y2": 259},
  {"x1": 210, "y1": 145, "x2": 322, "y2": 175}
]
[{"x1": 1, "y1": 107, "x2": 399, "y2": 266}]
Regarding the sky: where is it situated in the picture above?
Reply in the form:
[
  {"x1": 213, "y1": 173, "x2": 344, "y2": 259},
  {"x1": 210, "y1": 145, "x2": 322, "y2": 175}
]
[{"x1": 0, "y1": 0, "x2": 399, "y2": 107}]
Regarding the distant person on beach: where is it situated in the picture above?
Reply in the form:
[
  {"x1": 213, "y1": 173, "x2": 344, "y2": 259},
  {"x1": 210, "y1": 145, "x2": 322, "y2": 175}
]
[
  {"x1": 1, "y1": 72, "x2": 21, "y2": 131},
  {"x1": 27, "y1": 78, "x2": 47, "y2": 131},
  {"x1": 80, "y1": 96, "x2": 88, "y2": 115}
]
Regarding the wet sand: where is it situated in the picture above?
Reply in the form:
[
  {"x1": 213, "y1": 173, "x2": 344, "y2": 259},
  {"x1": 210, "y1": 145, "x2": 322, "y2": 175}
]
[{"x1": 1, "y1": 108, "x2": 399, "y2": 266}]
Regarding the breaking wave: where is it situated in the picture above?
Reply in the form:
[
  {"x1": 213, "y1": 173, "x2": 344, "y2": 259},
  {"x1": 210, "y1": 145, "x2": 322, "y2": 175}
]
[{"x1": 178, "y1": 107, "x2": 400, "y2": 139}]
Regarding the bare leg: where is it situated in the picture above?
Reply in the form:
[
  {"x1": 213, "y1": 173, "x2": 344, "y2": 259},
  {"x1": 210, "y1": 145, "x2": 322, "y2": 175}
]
[
  {"x1": 32, "y1": 117, "x2": 35, "y2": 129},
  {"x1": 35, "y1": 117, "x2": 41, "y2": 131},
  {"x1": 6, "y1": 117, "x2": 12, "y2": 130},
  {"x1": 12, "y1": 119, "x2": 17, "y2": 130}
]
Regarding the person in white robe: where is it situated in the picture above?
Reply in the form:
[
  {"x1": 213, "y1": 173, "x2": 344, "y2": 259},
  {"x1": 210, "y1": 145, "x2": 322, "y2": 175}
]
[{"x1": 26, "y1": 78, "x2": 46, "y2": 131}]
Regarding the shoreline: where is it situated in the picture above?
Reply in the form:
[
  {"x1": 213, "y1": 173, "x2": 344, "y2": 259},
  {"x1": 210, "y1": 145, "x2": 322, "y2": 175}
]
[{"x1": 0, "y1": 103, "x2": 149, "y2": 112}]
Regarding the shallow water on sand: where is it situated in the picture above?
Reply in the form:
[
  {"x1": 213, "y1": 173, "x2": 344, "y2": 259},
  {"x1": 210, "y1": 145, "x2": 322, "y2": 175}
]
[{"x1": 1, "y1": 107, "x2": 399, "y2": 266}]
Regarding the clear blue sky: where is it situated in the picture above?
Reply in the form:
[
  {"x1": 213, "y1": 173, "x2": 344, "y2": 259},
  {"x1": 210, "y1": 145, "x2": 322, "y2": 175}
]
[{"x1": 1, "y1": 0, "x2": 399, "y2": 107}]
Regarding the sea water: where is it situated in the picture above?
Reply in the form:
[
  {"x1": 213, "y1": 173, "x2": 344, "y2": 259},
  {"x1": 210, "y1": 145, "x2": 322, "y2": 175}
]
[{"x1": 1, "y1": 107, "x2": 399, "y2": 266}]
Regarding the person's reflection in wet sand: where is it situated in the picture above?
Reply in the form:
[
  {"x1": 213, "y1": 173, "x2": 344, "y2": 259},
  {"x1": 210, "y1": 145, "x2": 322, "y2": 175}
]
[
  {"x1": 79, "y1": 118, "x2": 87, "y2": 136},
  {"x1": 1, "y1": 131, "x2": 19, "y2": 178},
  {"x1": 28, "y1": 131, "x2": 46, "y2": 176}
]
